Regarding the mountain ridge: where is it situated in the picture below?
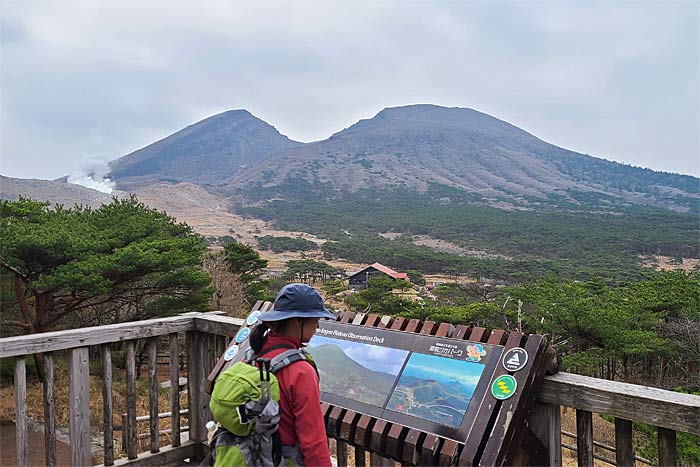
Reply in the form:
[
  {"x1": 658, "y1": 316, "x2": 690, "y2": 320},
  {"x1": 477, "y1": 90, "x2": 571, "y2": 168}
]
[
  {"x1": 107, "y1": 104, "x2": 698, "y2": 213},
  {"x1": 109, "y1": 109, "x2": 302, "y2": 190},
  {"x1": 212, "y1": 105, "x2": 697, "y2": 212},
  {"x1": 13, "y1": 103, "x2": 695, "y2": 281},
  {"x1": 0, "y1": 175, "x2": 124, "y2": 208}
]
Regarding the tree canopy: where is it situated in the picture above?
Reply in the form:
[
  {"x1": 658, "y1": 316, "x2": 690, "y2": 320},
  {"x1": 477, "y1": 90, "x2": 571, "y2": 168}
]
[
  {"x1": 0, "y1": 197, "x2": 212, "y2": 336},
  {"x1": 282, "y1": 259, "x2": 345, "y2": 284},
  {"x1": 242, "y1": 184, "x2": 699, "y2": 282},
  {"x1": 222, "y1": 241, "x2": 271, "y2": 303},
  {"x1": 256, "y1": 235, "x2": 316, "y2": 253}
]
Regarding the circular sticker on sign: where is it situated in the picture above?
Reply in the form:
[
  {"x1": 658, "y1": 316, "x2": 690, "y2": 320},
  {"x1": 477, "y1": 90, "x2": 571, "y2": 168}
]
[
  {"x1": 491, "y1": 374, "x2": 517, "y2": 400},
  {"x1": 502, "y1": 347, "x2": 528, "y2": 372},
  {"x1": 235, "y1": 327, "x2": 250, "y2": 343},
  {"x1": 223, "y1": 345, "x2": 239, "y2": 361},
  {"x1": 246, "y1": 310, "x2": 261, "y2": 326}
]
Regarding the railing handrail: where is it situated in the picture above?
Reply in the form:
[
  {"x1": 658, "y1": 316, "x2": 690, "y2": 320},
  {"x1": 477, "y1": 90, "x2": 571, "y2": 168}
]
[
  {"x1": 0, "y1": 312, "x2": 243, "y2": 358},
  {"x1": 187, "y1": 314, "x2": 700, "y2": 437},
  {"x1": 2, "y1": 313, "x2": 699, "y2": 439},
  {"x1": 538, "y1": 371, "x2": 700, "y2": 435}
]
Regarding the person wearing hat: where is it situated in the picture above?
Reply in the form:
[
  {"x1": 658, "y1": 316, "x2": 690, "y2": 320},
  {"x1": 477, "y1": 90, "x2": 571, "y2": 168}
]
[{"x1": 249, "y1": 283, "x2": 335, "y2": 467}]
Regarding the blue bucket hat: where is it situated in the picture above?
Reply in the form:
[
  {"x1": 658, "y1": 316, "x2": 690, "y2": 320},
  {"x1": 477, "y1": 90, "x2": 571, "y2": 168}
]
[{"x1": 258, "y1": 283, "x2": 335, "y2": 322}]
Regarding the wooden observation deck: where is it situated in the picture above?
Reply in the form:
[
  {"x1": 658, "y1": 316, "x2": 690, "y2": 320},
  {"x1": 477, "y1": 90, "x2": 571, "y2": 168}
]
[{"x1": 1, "y1": 310, "x2": 698, "y2": 466}]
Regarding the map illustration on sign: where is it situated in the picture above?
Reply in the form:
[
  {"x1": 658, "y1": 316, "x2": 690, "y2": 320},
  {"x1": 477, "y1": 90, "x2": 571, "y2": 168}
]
[
  {"x1": 386, "y1": 352, "x2": 485, "y2": 428},
  {"x1": 307, "y1": 336, "x2": 409, "y2": 407}
]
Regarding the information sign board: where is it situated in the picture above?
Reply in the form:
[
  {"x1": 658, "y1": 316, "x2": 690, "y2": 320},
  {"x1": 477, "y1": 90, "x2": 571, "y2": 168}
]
[
  {"x1": 209, "y1": 306, "x2": 559, "y2": 466},
  {"x1": 307, "y1": 321, "x2": 503, "y2": 442}
]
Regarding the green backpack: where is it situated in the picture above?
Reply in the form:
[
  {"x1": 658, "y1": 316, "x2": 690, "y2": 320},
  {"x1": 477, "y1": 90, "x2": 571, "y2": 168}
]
[{"x1": 207, "y1": 348, "x2": 313, "y2": 467}]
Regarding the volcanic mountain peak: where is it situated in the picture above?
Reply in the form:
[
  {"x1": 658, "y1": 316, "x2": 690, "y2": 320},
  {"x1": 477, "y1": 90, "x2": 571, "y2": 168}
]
[
  {"x1": 107, "y1": 104, "x2": 698, "y2": 213},
  {"x1": 109, "y1": 109, "x2": 301, "y2": 190},
  {"x1": 334, "y1": 104, "x2": 537, "y2": 142}
]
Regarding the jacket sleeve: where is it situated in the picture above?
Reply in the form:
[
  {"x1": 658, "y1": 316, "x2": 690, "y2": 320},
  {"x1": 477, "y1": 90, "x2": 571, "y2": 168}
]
[{"x1": 289, "y1": 362, "x2": 332, "y2": 467}]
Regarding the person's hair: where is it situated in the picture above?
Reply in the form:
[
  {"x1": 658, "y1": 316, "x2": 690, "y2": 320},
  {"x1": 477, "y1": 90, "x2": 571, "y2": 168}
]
[
  {"x1": 249, "y1": 322, "x2": 269, "y2": 354},
  {"x1": 250, "y1": 319, "x2": 297, "y2": 352},
  {"x1": 250, "y1": 317, "x2": 318, "y2": 353}
]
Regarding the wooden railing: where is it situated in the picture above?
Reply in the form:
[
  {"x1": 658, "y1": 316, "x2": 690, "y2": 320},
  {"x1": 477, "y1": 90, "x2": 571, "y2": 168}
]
[
  {"x1": 1, "y1": 313, "x2": 699, "y2": 466},
  {"x1": 0, "y1": 312, "x2": 238, "y2": 467},
  {"x1": 534, "y1": 372, "x2": 699, "y2": 467}
]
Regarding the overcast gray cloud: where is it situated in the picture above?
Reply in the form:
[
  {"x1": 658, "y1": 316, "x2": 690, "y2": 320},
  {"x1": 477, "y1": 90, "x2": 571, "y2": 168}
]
[{"x1": 1, "y1": 0, "x2": 698, "y2": 182}]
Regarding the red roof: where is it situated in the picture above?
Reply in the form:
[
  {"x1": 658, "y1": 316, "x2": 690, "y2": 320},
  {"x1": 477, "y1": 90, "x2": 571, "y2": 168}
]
[{"x1": 369, "y1": 262, "x2": 408, "y2": 280}]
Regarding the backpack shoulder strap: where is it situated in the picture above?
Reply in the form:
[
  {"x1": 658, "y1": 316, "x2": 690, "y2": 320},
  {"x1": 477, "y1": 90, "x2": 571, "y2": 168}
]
[
  {"x1": 269, "y1": 349, "x2": 309, "y2": 373},
  {"x1": 270, "y1": 348, "x2": 320, "y2": 379},
  {"x1": 245, "y1": 344, "x2": 295, "y2": 364}
]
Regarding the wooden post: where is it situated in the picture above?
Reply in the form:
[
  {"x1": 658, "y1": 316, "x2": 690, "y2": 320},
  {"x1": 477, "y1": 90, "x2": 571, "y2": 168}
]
[
  {"x1": 101, "y1": 345, "x2": 114, "y2": 466},
  {"x1": 614, "y1": 418, "x2": 634, "y2": 467},
  {"x1": 43, "y1": 353, "x2": 57, "y2": 467},
  {"x1": 15, "y1": 357, "x2": 28, "y2": 467},
  {"x1": 370, "y1": 451, "x2": 394, "y2": 467},
  {"x1": 658, "y1": 427, "x2": 676, "y2": 467},
  {"x1": 529, "y1": 402, "x2": 561, "y2": 467},
  {"x1": 69, "y1": 347, "x2": 91, "y2": 467},
  {"x1": 148, "y1": 337, "x2": 160, "y2": 453},
  {"x1": 575, "y1": 409, "x2": 594, "y2": 467},
  {"x1": 402, "y1": 429, "x2": 423, "y2": 465},
  {"x1": 126, "y1": 340, "x2": 138, "y2": 459},
  {"x1": 187, "y1": 331, "x2": 210, "y2": 460},
  {"x1": 170, "y1": 333, "x2": 181, "y2": 447}
]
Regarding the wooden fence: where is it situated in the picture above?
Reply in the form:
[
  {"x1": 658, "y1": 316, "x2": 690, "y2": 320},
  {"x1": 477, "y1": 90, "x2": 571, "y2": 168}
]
[{"x1": 1, "y1": 312, "x2": 698, "y2": 466}]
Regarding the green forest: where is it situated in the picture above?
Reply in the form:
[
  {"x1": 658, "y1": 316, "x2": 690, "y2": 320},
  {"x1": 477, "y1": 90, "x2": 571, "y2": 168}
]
[
  {"x1": 2, "y1": 196, "x2": 698, "y2": 465},
  {"x1": 256, "y1": 235, "x2": 317, "y2": 253},
  {"x1": 334, "y1": 272, "x2": 700, "y2": 465},
  {"x1": 239, "y1": 182, "x2": 699, "y2": 282}
]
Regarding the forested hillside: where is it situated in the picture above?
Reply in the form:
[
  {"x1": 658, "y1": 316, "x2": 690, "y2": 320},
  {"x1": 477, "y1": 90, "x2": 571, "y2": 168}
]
[{"x1": 241, "y1": 183, "x2": 698, "y2": 282}]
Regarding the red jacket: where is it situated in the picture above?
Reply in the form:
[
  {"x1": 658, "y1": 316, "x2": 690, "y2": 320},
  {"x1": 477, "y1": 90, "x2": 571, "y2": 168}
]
[{"x1": 259, "y1": 334, "x2": 331, "y2": 467}]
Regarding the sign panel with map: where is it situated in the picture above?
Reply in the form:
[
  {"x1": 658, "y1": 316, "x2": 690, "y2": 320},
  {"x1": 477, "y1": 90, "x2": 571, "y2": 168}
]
[{"x1": 307, "y1": 321, "x2": 503, "y2": 441}]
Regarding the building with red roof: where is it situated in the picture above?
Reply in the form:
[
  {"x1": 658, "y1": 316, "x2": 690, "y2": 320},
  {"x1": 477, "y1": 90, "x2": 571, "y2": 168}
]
[{"x1": 347, "y1": 262, "x2": 409, "y2": 290}]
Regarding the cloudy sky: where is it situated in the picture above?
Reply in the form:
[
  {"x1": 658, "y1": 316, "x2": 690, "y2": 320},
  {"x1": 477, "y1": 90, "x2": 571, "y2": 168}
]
[{"x1": 1, "y1": 0, "x2": 698, "y2": 182}]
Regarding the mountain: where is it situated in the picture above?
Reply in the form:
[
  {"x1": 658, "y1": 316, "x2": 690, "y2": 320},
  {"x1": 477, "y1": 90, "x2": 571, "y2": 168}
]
[
  {"x1": 0, "y1": 175, "x2": 121, "y2": 208},
  {"x1": 109, "y1": 110, "x2": 302, "y2": 190},
  {"x1": 389, "y1": 374, "x2": 472, "y2": 427},
  {"x1": 228, "y1": 104, "x2": 697, "y2": 212},
  {"x1": 108, "y1": 104, "x2": 698, "y2": 211},
  {"x1": 104, "y1": 105, "x2": 698, "y2": 281}
]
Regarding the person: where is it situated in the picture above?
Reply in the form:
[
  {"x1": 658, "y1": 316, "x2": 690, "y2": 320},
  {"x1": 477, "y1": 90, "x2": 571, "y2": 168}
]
[{"x1": 248, "y1": 283, "x2": 335, "y2": 467}]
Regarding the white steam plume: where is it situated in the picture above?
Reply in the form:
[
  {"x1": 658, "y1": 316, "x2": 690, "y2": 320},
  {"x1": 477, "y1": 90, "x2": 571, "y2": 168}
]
[{"x1": 67, "y1": 154, "x2": 116, "y2": 194}]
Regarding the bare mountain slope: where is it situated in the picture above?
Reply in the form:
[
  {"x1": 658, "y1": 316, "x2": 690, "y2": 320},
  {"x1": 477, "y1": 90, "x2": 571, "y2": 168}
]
[
  {"x1": 229, "y1": 105, "x2": 697, "y2": 211},
  {"x1": 106, "y1": 104, "x2": 698, "y2": 213},
  {"x1": 109, "y1": 109, "x2": 302, "y2": 190},
  {"x1": 0, "y1": 175, "x2": 121, "y2": 208}
]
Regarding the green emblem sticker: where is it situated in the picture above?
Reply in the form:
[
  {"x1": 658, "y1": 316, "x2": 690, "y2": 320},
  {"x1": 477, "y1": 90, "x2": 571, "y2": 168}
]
[{"x1": 491, "y1": 374, "x2": 517, "y2": 400}]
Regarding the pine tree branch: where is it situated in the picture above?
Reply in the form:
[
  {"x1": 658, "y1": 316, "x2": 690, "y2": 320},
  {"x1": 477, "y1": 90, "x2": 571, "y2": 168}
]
[{"x1": 1, "y1": 261, "x2": 28, "y2": 280}]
